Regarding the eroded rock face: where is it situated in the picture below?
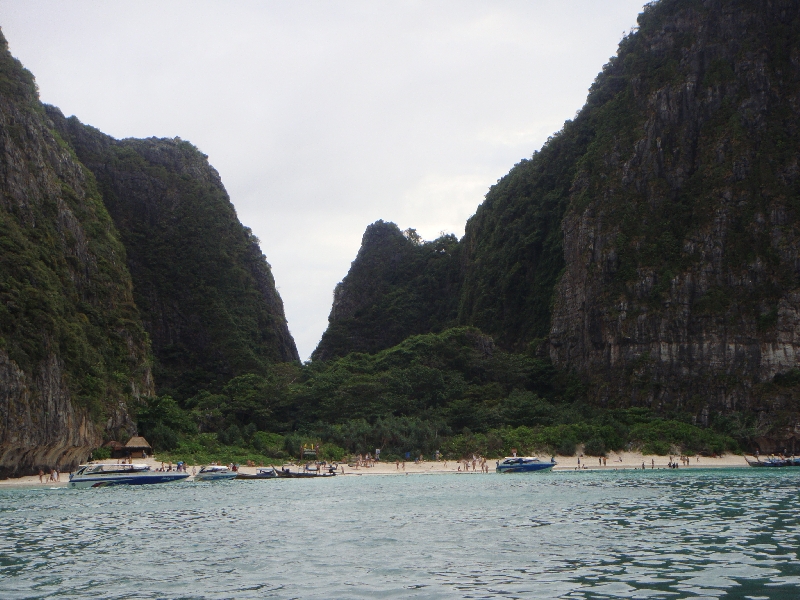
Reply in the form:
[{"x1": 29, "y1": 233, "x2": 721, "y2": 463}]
[
  {"x1": 549, "y1": 0, "x2": 800, "y2": 439},
  {"x1": 49, "y1": 108, "x2": 299, "y2": 399},
  {"x1": 313, "y1": 221, "x2": 460, "y2": 361},
  {"x1": 0, "y1": 351, "x2": 137, "y2": 478},
  {"x1": 0, "y1": 31, "x2": 151, "y2": 477}
]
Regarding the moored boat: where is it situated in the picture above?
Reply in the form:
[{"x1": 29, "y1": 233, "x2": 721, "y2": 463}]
[
  {"x1": 236, "y1": 467, "x2": 278, "y2": 480},
  {"x1": 495, "y1": 456, "x2": 556, "y2": 474},
  {"x1": 69, "y1": 463, "x2": 189, "y2": 488},
  {"x1": 274, "y1": 465, "x2": 336, "y2": 478},
  {"x1": 745, "y1": 455, "x2": 800, "y2": 467},
  {"x1": 194, "y1": 465, "x2": 238, "y2": 481}
]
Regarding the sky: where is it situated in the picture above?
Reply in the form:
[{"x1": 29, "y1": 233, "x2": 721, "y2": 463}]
[{"x1": 0, "y1": 0, "x2": 645, "y2": 360}]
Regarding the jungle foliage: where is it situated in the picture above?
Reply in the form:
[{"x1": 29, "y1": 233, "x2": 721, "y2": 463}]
[
  {"x1": 0, "y1": 31, "x2": 150, "y2": 423},
  {"x1": 139, "y1": 328, "x2": 739, "y2": 460},
  {"x1": 313, "y1": 221, "x2": 462, "y2": 361},
  {"x1": 50, "y1": 114, "x2": 299, "y2": 402}
]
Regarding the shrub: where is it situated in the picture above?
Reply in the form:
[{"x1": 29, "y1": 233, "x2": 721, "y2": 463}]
[
  {"x1": 242, "y1": 423, "x2": 258, "y2": 443},
  {"x1": 149, "y1": 423, "x2": 179, "y2": 451},
  {"x1": 642, "y1": 440, "x2": 670, "y2": 455},
  {"x1": 251, "y1": 431, "x2": 286, "y2": 457},
  {"x1": 320, "y1": 443, "x2": 345, "y2": 462},
  {"x1": 218, "y1": 424, "x2": 244, "y2": 447},
  {"x1": 92, "y1": 447, "x2": 111, "y2": 461},
  {"x1": 584, "y1": 438, "x2": 606, "y2": 456},
  {"x1": 557, "y1": 438, "x2": 577, "y2": 456}
]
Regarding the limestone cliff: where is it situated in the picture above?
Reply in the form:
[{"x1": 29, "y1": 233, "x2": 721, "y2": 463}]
[
  {"x1": 49, "y1": 109, "x2": 299, "y2": 399},
  {"x1": 547, "y1": 0, "x2": 800, "y2": 445},
  {"x1": 313, "y1": 221, "x2": 460, "y2": 361},
  {"x1": 316, "y1": 0, "x2": 800, "y2": 447},
  {"x1": 0, "y1": 31, "x2": 151, "y2": 477}
]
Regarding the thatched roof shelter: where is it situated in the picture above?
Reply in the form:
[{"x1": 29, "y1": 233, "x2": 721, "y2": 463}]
[{"x1": 125, "y1": 436, "x2": 152, "y2": 450}]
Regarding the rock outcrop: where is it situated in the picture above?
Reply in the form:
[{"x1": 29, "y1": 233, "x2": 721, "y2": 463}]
[
  {"x1": 316, "y1": 0, "x2": 800, "y2": 447},
  {"x1": 0, "y1": 28, "x2": 300, "y2": 476},
  {"x1": 547, "y1": 0, "x2": 800, "y2": 445},
  {"x1": 0, "y1": 31, "x2": 151, "y2": 477},
  {"x1": 313, "y1": 221, "x2": 460, "y2": 361},
  {"x1": 49, "y1": 109, "x2": 300, "y2": 400}
]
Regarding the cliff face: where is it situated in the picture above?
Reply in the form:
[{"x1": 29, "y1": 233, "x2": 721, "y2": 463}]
[
  {"x1": 316, "y1": 0, "x2": 800, "y2": 446},
  {"x1": 313, "y1": 221, "x2": 460, "y2": 361},
  {"x1": 0, "y1": 32, "x2": 151, "y2": 477},
  {"x1": 50, "y1": 110, "x2": 300, "y2": 400},
  {"x1": 547, "y1": 0, "x2": 800, "y2": 444}
]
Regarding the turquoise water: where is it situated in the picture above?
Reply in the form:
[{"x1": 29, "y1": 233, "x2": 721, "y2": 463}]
[{"x1": 1, "y1": 469, "x2": 799, "y2": 599}]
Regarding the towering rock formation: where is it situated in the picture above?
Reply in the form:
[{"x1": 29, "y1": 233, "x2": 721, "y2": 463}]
[
  {"x1": 545, "y1": 0, "x2": 800, "y2": 431},
  {"x1": 313, "y1": 221, "x2": 460, "y2": 361},
  {"x1": 0, "y1": 29, "x2": 299, "y2": 475},
  {"x1": 0, "y1": 32, "x2": 151, "y2": 477},
  {"x1": 51, "y1": 111, "x2": 299, "y2": 400},
  {"x1": 316, "y1": 0, "x2": 800, "y2": 446}
]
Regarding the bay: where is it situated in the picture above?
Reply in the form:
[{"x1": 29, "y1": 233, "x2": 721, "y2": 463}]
[{"x1": 1, "y1": 468, "x2": 799, "y2": 599}]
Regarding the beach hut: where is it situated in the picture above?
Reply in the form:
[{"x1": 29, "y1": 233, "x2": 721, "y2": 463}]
[
  {"x1": 104, "y1": 440, "x2": 126, "y2": 459},
  {"x1": 125, "y1": 436, "x2": 152, "y2": 459}
]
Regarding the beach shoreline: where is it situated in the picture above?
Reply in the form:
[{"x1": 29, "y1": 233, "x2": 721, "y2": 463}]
[{"x1": 0, "y1": 451, "x2": 754, "y2": 487}]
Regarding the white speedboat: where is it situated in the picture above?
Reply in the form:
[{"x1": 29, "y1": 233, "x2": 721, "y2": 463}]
[
  {"x1": 194, "y1": 465, "x2": 238, "y2": 481},
  {"x1": 68, "y1": 463, "x2": 189, "y2": 488},
  {"x1": 496, "y1": 456, "x2": 556, "y2": 473}
]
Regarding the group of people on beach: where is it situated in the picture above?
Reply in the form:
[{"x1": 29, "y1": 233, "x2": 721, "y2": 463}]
[
  {"x1": 353, "y1": 453, "x2": 378, "y2": 468},
  {"x1": 457, "y1": 455, "x2": 489, "y2": 473},
  {"x1": 37, "y1": 469, "x2": 60, "y2": 483}
]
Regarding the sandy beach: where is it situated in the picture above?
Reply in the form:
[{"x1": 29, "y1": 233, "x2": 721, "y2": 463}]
[{"x1": 0, "y1": 451, "x2": 753, "y2": 487}]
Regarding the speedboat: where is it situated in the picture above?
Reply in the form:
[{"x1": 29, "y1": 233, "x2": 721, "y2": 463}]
[
  {"x1": 236, "y1": 467, "x2": 278, "y2": 480},
  {"x1": 745, "y1": 456, "x2": 800, "y2": 467},
  {"x1": 496, "y1": 456, "x2": 556, "y2": 473},
  {"x1": 194, "y1": 465, "x2": 238, "y2": 481},
  {"x1": 68, "y1": 463, "x2": 189, "y2": 488}
]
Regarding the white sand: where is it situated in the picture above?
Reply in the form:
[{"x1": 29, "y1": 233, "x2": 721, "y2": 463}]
[{"x1": 0, "y1": 452, "x2": 751, "y2": 487}]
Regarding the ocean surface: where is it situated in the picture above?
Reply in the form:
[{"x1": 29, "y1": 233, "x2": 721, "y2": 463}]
[{"x1": 1, "y1": 468, "x2": 799, "y2": 599}]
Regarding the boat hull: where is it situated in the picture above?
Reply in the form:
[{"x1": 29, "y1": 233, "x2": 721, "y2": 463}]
[
  {"x1": 194, "y1": 472, "x2": 238, "y2": 481},
  {"x1": 745, "y1": 457, "x2": 800, "y2": 467},
  {"x1": 236, "y1": 471, "x2": 277, "y2": 480},
  {"x1": 69, "y1": 472, "x2": 189, "y2": 488},
  {"x1": 496, "y1": 463, "x2": 555, "y2": 474},
  {"x1": 275, "y1": 470, "x2": 335, "y2": 478}
]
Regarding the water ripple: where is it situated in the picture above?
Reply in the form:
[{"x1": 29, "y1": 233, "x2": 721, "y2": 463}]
[{"x1": 1, "y1": 470, "x2": 799, "y2": 598}]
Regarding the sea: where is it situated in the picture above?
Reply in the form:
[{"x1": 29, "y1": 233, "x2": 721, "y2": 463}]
[{"x1": 0, "y1": 468, "x2": 799, "y2": 599}]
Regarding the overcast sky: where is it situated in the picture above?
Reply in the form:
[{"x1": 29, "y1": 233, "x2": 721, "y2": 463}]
[{"x1": 1, "y1": 0, "x2": 644, "y2": 360}]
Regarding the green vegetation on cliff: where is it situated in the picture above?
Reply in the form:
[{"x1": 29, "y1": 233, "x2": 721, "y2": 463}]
[
  {"x1": 1, "y1": 30, "x2": 300, "y2": 474},
  {"x1": 142, "y1": 327, "x2": 741, "y2": 461},
  {"x1": 50, "y1": 110, "x2": 300, "y2": 401},
  {"x1": 311, "y1": 0, "x2": 800, "y2": 450},
  {"x1": 313, "y1": 221, "x2": 461, "y2": 361},
  {"x1": 0, "y1": 31, "x2": 150, "y2": 428}
]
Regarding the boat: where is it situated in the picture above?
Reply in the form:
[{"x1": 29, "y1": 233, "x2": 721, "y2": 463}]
[
  {"x1": 745, "y1": 455, "x2": 800, "y2": 467},
  {"x1": 194, "y1": 465, "x2": 238, "y2": 481},
  {"x1": 495, "y1": 456, "x2": 556, "y2": 473},
  {"x1": 274, "y1": 465, "x2": 336, "y2": 478},
  {"x1": 68, "y1": 463, "x2": 189, "y2": 488},
  {"x1": 236, "y1": 467, "x2": 278, "y2": 480}
]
